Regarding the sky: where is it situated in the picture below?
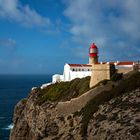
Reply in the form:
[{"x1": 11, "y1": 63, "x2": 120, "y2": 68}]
[{"x1": 0, "y1": 0, "x2": 140, "y2": 74}]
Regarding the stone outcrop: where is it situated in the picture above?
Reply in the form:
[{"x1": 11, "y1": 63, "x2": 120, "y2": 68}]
[
  {"x1": 10, "y1": 71, "x2": 140, "y2": 140},
  {"x1": 87, "y1": 88, "x2": 140, "y2": 140}
]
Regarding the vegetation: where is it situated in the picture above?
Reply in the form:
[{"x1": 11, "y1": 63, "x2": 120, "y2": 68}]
[
  {"x1": 111, "y1": 73, "x2": 123, "y2": 81},
  {"x1": 96, "y1": 79, "x2": 109, "y2": 86},
  {"x1": 35, "y1": 70, "x2": 140, "y2": 137},
  {"x1": 36, "y1": 76, "x2": 90, "y2": 104},
  {"x1": 21, "y1": 98, "x2": 27, "y2": 105},
  {"x1": 36, "y1": 71, "x2": 123, "y2": 105},
  {"x1": 79, "y1": 71, "x2": 140, "y2": 137}
]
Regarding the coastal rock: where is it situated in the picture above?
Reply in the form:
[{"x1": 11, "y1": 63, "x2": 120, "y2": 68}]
[
  {"x1": 87, "y1": 88, "x2": 140, "y2": 140},
  {"x1": 10, "y1": 72, "x2": 140, "y2": 140}
]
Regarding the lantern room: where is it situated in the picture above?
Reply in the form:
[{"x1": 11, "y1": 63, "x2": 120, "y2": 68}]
[
  {"x1": 89, "y1": 43, "x2": 98, "y2": 64},
  {"x1": 89, "y1": 43, "x2": 98, "y2": 57}
]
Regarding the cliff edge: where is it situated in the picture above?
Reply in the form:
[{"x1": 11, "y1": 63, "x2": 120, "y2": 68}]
[{"x1": 10, "y1": 71, "x2": 140, "y2": 140}]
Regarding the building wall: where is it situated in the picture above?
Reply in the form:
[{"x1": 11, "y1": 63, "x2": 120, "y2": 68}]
[
  {"x1": 117, "y1": 68, "x2": 133, "y2": 74},
  {"x1": 52, "y1": 74, "x2": 64, "y2": 83},
  {"x1": 115, "y1": 65, "x2": 134, "y2": 74},
  {"x1": 69, "y1": 71, "x2": 91, "y2": 81},
  {"x1": 63, "y1": 64, "x2": 92, "y2": 81},
  {"x1": 63, "y1": 64, "x2": 71, "y2": 81},
  {"x1": 90, "y1": 64, "x2": 115, "y2": 88},
  {"x1": 89, "y1": 56, "x2": 98, "y2": 64},
  {"x1": 53, "y1": 63, "x2": 134, "y2": 84}
]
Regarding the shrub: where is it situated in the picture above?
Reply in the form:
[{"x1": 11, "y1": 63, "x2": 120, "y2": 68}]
[
  {"x1": 100, "y1": 79, "x2": 109, "y2": 85},
  {"x1": 111, "y1": 73, "x2": 123, "y2": 81},
  {"x1": 36, "y1": 76, "x2": 91, "y2": 104}
]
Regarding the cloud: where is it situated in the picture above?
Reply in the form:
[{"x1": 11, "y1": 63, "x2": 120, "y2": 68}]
[
  {"x1": 0, "y1": 0, "x2": 51, "y2": 29},
  {"x1": 63, "y1": 0, "x2": 140, "y2": 61},
  {"x1": 0, "y1": 38, "x2": 16, "y2": 48}
]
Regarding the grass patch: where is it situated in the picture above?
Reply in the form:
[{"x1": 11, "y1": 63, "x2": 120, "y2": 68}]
[
  {"x1": 36, "y1": 76, "x2": 90, "y2": 104},
  {"x1": 79, "y1": 71, "x2": 140, "y2": 137}
]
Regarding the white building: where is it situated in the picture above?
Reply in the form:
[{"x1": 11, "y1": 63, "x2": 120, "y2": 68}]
[
  {"x1": 63, "y1": 64, "x2": 92, "y2": 81},
  {"x1": 52, "y1": 61, "x2": 136, "y2": 83},
  {"x1": 52, "y1": 64, "x2": 92, "y2": 83},
  {"x1": 52, "y1": 74, "x2": 64, "y2": 83},
  {"x1": 31, "y1": 43, "x2": 139, "y2": 90},
  {"x1": 46, "y1": 43, "x2": 138, "y2": 87}
]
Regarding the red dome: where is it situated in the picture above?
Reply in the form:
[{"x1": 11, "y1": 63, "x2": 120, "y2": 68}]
[{"x1": 90, "y1": 43, "x2": 97, "y2": 49}]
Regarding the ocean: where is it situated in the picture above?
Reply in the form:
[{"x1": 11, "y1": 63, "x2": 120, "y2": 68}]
[{"x1": 0, "y1": 75, "x2": 52, "y2": 140}]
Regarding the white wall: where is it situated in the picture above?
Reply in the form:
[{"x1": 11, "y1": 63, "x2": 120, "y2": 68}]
[
  {"x1": 52, "y1": 74, "x2": 64, "y2": 83},
  {"x1": 69, "y1": 71, "x2": 91, "y2": 80},
  {"x1": 63, "y1": 64, "x2": 71, "y2": 81},
  {"x1": 63, "y1": 64, "x2": 92, "y2": 81},
  {"x1": 116, "y1": 65, "x2": 133, "y2": 69}
]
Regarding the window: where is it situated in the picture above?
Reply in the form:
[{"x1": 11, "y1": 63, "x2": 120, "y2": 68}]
[{"x1": 90, "y1": 48, "x2": 97, "y2": 53}]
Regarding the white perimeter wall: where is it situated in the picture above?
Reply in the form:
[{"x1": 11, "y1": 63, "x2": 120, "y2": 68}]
[{"x1": 69, "y1": 71, "x2": 91, "y2": 81}]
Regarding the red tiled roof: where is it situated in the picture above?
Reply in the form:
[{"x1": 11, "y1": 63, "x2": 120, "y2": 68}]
[
  {"x1": 117, "y1": 61, "x2": 134, "y2": 65},
  {"x1": 96, "y1": 61, "x2": 134, "y2": 65},
  {"x1": 68, "y1": 61, "x2": 134, "y2": 67},
  {"x1": 68, "y1": 64, "x2": 92, "y2": 67}
]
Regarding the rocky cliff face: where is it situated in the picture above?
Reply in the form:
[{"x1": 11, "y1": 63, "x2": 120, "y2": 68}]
[
  {"x1": 10, "y1": 72, "x2": 140, "y2": 140},
  {"x1": 87, "y1": 88, "x2": 140, "y2": 140}
]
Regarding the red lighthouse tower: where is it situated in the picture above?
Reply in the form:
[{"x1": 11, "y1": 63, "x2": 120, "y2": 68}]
[{"x1": 89, "y1": 43, "x2": 98, "y2": 64}]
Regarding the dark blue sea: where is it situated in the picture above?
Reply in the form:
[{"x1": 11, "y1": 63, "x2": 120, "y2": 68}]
[{"x1": 0, "y1": 75, "x2": 52, "y2": 140}]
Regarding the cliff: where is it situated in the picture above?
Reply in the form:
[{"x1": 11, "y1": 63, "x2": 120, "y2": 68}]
[{"x1": 10, "y1": 71, "x2": 140, "y2": 140}]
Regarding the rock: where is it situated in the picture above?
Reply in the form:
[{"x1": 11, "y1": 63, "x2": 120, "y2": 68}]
[
  {"x1": 87, "y1": 88, "x2": 140, "y2": 140},
  {"x1": 10, "y1": 72, "x2": 140, "y2": 140}
]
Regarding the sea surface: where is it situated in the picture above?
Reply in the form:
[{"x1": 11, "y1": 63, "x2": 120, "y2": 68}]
[{"x1": 0, "y1": 74, "x2": 52, "y2": 140}]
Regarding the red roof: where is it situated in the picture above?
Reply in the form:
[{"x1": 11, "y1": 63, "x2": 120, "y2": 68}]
[
  {"x1": 68, "y1": 61, "x2": 134, "y2": 67},
  {"x1": 96, "y1": 61, "x2": 134, "y2": 65},
  {"x1": 117, "y1": 61, "x2": 134, "y2": 65},
  {"x1": 99, "y1": 61, "x2": 134, "y2": 65},
  {"x1": 68, "y1": 64, "x2": 92, "y2": 67}
]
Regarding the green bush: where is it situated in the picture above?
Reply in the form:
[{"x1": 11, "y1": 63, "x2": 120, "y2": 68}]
[
  {"x1": 36, "y1": 76, "x2": 91, "y2": 104},
  {"x1": 111, "y1": 73, "x2": 123, "y2": 81},
  {"x1": 99, "y1": 79, "x2": 109, "y2": 85}
]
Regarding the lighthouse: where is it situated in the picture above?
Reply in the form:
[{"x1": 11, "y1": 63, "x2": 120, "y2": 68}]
[{"x1": 89, "y1": 43, "x2": 98, "y2": 64}]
